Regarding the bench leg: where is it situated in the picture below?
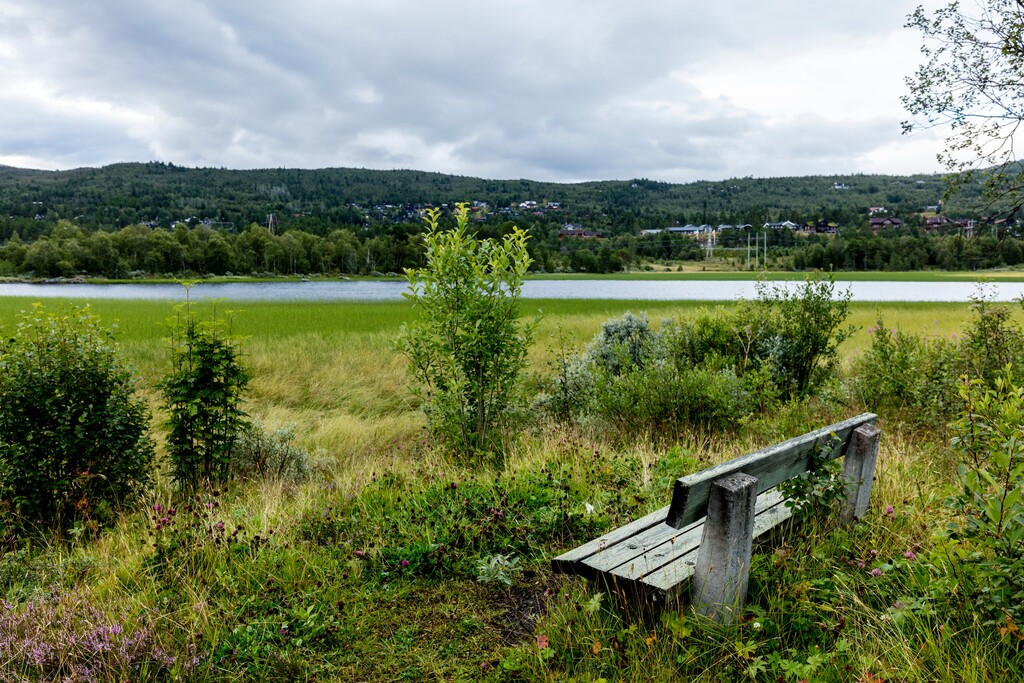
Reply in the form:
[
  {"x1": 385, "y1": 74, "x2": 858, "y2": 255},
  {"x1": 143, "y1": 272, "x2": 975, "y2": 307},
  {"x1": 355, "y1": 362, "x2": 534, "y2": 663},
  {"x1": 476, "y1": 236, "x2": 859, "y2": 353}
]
[
  {"x1": 692, "y1": 472, "x2": 757, "y2": 624},
  {"x1": 842, "y1": 423, "x2": 882, "y2": 524}
]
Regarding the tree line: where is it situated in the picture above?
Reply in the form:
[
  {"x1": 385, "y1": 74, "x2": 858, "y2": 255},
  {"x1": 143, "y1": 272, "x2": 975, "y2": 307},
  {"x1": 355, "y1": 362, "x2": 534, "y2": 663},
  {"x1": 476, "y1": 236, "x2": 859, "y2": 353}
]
[{"x1": 3, "y1": 215, "x2": 1024, "y2": 278}]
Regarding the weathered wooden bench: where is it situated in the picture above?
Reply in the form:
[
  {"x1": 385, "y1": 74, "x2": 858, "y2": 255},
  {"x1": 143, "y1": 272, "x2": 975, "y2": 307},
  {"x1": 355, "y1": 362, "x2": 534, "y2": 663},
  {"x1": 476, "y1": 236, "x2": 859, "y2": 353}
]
[{"x1": 552, "y1": 413, "x2": 881, "y2": 622}]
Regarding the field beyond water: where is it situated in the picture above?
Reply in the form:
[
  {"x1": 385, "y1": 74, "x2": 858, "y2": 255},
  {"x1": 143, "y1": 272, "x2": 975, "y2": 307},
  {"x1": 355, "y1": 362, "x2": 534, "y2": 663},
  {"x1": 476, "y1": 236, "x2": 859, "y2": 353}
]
[{"x1": 0, "y1": 295, "x2": 1022, "y2": 681}]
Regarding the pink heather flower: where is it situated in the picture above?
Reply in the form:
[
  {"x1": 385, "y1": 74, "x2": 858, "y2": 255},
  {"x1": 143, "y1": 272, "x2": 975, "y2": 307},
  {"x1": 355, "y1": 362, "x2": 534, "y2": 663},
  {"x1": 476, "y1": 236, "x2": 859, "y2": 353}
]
[
  {"x1": 401, "y1": 559, "x2": 409, "y2": 567},
  {"x1": 870, "y1": 568, "x2": 882, "y2": 577},
  {"x1": 885, "y1": 506, "x2": 895, "y2": 516},
  {"x1": 355, "y1": 550, "x2": 365, "y2": 558},
  {"x1": 904, "y1": 551, "x2": 916, "y2": 560}
]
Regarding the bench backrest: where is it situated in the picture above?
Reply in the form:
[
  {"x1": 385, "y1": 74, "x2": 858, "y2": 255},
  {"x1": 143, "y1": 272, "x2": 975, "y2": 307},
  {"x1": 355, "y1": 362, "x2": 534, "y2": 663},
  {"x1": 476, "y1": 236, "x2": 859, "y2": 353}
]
[{"x1": 666, "y1": 413, "x2": 877, "y2": 529}]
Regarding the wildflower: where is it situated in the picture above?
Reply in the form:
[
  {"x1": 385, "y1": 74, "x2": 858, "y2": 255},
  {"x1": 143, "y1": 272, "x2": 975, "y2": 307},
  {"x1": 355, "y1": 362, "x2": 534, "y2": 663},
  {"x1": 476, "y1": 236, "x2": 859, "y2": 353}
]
[
  {"x1": 356, "y1": 550, "x2": 365, "y2": 558},
  {"x1": 585, "y1": 502, "x2": 595, "y2": 515},
  {"x1": 752, "y1": 621, "x2": 762, "y2": 630},
  {"x1": 904, "y1": 550, "x2": 916, "y2": 560},
  {"x1": 870, "y1": 568, "x2": 882, "y2": 577},
  {"x1": 884, "y1": 505, "x2": 895, "y2": 516},
  {"x1": 401, "y1": 559, "x2": 409, "y2": 567},
  {"x1": 536, "y1": 634, "x2": 549, "y2": 649}
]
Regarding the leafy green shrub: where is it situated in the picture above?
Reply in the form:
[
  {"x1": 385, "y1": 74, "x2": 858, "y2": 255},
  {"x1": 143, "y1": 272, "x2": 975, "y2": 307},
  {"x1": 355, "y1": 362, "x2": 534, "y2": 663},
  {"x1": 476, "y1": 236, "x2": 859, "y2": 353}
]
[
  {"x1": 739, "y1": 273, "x2": 854, "y2": 397},
  {"x1": 959, "y1": 288, "x2": 1024, "y2": 385},
  {"x1": 231, "y1": 418, "x2": 311, "y2": 483},
  {"x1": 0, "y1": 304, "x2": 154, "y2": 534},
  {"x1": 588, "y1": 361, "x2": 751, "y2": 434},
  {"x1": 947, "y1": 368, "x2": 1024, "y2": 624},
  {"x1": 777, "y1": 435, "x2": 847, "y2": 520},
  {"x1": 661, "y1": 307, "x2": 743, "y2": 372},
  {"x1": 396, "y1": 204, "x2": 537, "y2": 461},
  {"x1": 854, "y1": 288, "x2": 1024, "y2": 431},
  {"x1": 584, "y1": 311, "x2": 659, "y2": 375},
  {"x1": 853, "y1": 320, "x2": 961, "y2": 429},
  {"x1": 159, "y1": 298, "x2": 249, "y2": 492},
  {"x1": 538, "y1": 273, "x2": 852, "y2": 441}
]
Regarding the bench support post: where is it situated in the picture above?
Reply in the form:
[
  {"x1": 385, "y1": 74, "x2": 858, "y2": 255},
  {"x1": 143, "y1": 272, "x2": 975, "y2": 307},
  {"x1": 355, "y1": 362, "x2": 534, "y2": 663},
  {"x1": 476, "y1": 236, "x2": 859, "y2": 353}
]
[
  {"x1": 842, "y1": 423, "x2": 882, "y2": 524},
  {"x1": 691, "y1": 472, "x2": 757, "y2": 624}
]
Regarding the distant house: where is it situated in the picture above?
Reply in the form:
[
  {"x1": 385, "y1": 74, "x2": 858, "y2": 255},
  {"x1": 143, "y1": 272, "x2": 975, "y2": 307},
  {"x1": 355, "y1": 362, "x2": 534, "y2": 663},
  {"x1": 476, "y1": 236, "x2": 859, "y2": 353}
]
[
  {"x1": 869, "y1": 217, "x2": 904, "y2": 231},
  {"x1": 803, "y1": 220, "x2": 838, "y2": 233},
  {"x1": 869, "y1": 207, "x2": 887, "y2": 215},
  {"x1": 763, "y1": 221, "x2": 799, "y2": 230},
  {"x1": 666, "y1": 224, "x2": 706, "y2": 235},
  {"x1": 559, "y1": 224, "x2": 603, "y2": 239}
]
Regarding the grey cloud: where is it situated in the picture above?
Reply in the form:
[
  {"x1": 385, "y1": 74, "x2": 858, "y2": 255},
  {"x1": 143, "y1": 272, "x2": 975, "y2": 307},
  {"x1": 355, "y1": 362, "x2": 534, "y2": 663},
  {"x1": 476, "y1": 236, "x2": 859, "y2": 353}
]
[{"x1": 2, "y1": 0, "x2": 941, "y2": 180}]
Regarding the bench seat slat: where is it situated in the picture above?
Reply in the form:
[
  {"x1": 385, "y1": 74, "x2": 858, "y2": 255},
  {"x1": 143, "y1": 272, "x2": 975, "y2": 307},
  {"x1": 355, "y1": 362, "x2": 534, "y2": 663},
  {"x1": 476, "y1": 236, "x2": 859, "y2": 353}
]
[
  {"x1": 608, "y1": 489, "x2": 788, "y2": 585},
  {"x1": 553, "y1": 489, "x2": 791, "y2": 599},
  {"x1": 549, "y1": 505, "x2": 670, "y2": 578},
  {"x1": 638, "y1": 493, "x2": 793, "y2": 599}
]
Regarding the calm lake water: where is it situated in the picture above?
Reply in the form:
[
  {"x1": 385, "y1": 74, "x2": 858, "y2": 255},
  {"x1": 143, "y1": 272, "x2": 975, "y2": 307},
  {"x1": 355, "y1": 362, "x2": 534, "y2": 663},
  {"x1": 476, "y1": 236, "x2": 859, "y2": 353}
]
[{"x1": 0, "y1": 279, "x2": 1020, "y2": 302}]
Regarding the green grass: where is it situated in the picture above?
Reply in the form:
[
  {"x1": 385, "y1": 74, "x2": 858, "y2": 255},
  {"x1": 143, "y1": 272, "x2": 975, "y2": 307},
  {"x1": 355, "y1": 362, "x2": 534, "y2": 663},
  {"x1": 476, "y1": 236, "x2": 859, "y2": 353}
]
[{"x1": 1, "y1": 295, "x2": 1022, "y2": 681}]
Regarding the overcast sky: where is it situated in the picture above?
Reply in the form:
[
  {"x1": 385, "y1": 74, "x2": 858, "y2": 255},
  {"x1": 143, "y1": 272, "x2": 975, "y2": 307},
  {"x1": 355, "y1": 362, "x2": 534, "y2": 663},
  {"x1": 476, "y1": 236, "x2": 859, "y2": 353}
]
[{"x1": 0, "y1": 1, "x2": 949, "y2": 183}]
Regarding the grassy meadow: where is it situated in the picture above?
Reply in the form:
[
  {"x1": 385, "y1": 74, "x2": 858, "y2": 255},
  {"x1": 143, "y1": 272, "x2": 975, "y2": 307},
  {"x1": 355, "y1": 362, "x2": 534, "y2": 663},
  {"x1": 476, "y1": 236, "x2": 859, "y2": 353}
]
[{"x1": 0, "y1": 294, "x2": 1022, "y2": 681}]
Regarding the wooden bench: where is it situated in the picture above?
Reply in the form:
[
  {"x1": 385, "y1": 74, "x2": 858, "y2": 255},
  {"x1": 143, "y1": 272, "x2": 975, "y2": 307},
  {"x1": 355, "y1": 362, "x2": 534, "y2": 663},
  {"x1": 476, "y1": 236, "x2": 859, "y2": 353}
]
[{"x1": 552, "y1": 413, "x2": 881, "y2": 623}]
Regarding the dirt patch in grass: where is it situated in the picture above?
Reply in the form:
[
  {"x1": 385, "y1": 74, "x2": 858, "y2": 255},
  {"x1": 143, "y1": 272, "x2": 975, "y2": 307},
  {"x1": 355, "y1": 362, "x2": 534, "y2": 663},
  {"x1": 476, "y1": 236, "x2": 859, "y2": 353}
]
[{"x1": 496, "y1": 570, "x2": 562, "y2": 645}]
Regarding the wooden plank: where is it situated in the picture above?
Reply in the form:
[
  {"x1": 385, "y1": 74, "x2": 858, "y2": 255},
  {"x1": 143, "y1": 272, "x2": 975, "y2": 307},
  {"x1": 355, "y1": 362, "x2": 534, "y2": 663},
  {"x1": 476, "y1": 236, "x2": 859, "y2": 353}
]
[
  {"x1": 666, "y1": 413, "x2": 876, "y2": 528},
  {"x1": 842, "y1": 423, "x2": 882, "y2": 524},
  {"x1": 550, "y1": 505, "x2": 669, "y2": 578},
  {"x1": 602, "y1": 489, "x2": 789, "y2": 591},
  {"x1": 582, "y1": 517, "x2": 703, "y2": 574},
  {"x1": 638, "y1": 490, "x2": 791, "y2": 602}
]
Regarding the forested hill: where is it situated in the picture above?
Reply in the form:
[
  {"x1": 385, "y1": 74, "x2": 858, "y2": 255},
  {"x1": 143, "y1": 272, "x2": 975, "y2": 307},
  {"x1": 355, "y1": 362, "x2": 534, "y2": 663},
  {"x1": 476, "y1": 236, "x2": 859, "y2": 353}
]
[{"x1": 0, "y1": 162, "x2": 972, "y2": 238}]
